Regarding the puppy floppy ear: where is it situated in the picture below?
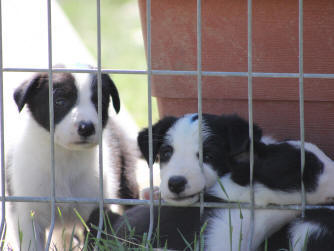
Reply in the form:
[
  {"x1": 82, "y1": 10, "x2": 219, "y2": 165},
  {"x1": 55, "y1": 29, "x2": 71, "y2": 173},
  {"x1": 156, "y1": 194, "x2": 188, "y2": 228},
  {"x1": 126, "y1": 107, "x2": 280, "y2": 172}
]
[
  {"x1": 102, "y1": 74, "x2": 120, "y2": 114},
  {"x1": 137, "y1": 116, "x2": 177, "y2": 165},
  {"x1": 14, "y1": 73, "x2": 46, "y2": 112},
  {"x1": 223, "y1": 114, "x2": 262, "y2": 156}
]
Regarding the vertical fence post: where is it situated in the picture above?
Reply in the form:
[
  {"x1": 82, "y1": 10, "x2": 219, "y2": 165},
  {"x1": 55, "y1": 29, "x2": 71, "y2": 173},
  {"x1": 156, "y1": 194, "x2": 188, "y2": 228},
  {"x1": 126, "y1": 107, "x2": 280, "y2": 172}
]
[
  {"x1": 146, "y1": 0, "x2": 155, "y2": 245},
  {"x1": 298, "y1": 0, "x2": 306, "y2": 218},
  {"x1": 196, "y1": 0, "x2": 205, "y2": 218},
  {"x1": 45, "y1": 0, "x2": 56, "y2": 250},
  {"x1": 247, "y1": 0, "x2": 255, "y2": 249},
  {"x1": 95, "y1": 0, "x2": 104, "y2": 247},
  {"x1": 0, "y1": 0, "x2": 5, "y2": 246}
]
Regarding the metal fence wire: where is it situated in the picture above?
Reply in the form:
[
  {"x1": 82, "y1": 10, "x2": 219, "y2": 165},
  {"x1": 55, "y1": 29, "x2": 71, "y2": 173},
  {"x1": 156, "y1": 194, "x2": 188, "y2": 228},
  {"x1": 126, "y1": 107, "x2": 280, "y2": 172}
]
[{"x1": 0, "y1": 0, "x2": 334, "y2": 250}]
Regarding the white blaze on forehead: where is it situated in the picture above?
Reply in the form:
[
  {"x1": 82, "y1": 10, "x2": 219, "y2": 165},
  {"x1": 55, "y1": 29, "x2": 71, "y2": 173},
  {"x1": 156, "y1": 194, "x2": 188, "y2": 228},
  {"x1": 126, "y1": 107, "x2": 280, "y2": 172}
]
[
  {"x1": 159, "y1": 114, "x2": 217, "y2": 204},
  {"x1": 73, "y1": 73, "x2": 93, "y2": 105},
  {"x1": 72, "y1": 73, "x2": 98, "y2": 123},
  {"x1": 165, "y1": 114, "x2": 209, "y2": 151}
]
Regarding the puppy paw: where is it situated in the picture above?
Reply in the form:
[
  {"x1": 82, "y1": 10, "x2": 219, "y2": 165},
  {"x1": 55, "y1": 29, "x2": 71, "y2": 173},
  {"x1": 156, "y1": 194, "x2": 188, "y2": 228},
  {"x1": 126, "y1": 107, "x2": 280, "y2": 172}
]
[{"x1": 141, "y1": 186, "x2": 160, "y2": 200}]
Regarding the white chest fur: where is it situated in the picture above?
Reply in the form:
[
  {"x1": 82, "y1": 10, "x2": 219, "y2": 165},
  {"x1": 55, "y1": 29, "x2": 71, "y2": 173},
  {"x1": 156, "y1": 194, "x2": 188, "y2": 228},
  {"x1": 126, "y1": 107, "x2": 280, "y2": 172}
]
[{"x1": 9, "y1": 116, "x2": 116, "y2": 199}]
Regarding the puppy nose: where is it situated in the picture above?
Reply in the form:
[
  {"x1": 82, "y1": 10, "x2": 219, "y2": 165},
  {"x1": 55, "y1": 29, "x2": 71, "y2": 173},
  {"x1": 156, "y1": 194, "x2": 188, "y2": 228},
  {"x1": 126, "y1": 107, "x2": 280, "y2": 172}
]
[
  {"x1": 168, "y1": 176, "x2": 187, "y2": 194},
  {"x1": 78, "y1": 121, "x2": 95, "y2": 137}
]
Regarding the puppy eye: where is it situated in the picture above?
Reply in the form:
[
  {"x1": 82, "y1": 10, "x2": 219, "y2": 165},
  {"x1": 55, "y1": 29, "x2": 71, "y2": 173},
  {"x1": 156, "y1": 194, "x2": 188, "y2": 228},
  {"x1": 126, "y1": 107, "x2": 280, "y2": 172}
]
[
  {"x1": 204, "y1": 153, "x2": 213, "y2": 162},
  {"x1": 160, "y1": 145, "x2": 173, "y2": 162},
  {"x1": 55, "y1": 98, "x2": 66, "y2": 107},
  {"x1": 197, "y1": 152, "x2": 213, "y2": 163}
]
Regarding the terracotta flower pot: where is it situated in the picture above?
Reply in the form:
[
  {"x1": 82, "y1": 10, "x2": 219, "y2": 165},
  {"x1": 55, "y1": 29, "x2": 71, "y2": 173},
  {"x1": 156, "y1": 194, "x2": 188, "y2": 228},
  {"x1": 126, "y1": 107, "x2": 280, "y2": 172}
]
[{"x1": 138, "y1": 0, "x2": 334, "y2": 157}]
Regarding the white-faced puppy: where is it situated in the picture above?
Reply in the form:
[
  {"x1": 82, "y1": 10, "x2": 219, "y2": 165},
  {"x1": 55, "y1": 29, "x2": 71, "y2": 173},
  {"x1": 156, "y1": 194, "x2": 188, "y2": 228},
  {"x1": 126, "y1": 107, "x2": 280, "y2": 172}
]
[
  {"x1": 7, "y1": 70, "x2": 138, "y2": 250},
  {"x1": 110, "y1": 113, "x2": 261, "y2": 250},
  {"x1": 137, "y1": 113, "x2": 262, "y2": 206}
]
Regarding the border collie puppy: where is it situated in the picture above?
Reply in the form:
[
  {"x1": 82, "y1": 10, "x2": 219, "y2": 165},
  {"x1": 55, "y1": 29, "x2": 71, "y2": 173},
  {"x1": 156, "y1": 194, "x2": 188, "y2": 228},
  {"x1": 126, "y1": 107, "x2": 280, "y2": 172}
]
[
  {"x1": 135, "y1": 113, "x2": 334, "y2": 250},
  {"x1": 113, "y1": 113, "x2": 261, "y2": 249},
  {"x1": 137, "y1": 113, "x2": 263, "y2": 206},
  {"x1": 6, "y1": 70, "x2": 139, "y2": 250}
]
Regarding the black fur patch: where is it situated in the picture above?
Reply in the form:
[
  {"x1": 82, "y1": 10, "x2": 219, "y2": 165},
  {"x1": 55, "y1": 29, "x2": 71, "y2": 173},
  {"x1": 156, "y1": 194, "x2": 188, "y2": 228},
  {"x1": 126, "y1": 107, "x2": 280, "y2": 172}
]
[
  {"x1": 230, "y1": 142, "x2": 324, "y2": 192},
  {"x1": 117, "y1": 155, "x2": 138, "y2": 208},
  {"x1": 191, "y1": 114, "x2": 198, "y2": 122},
  {"x1": 201, "y1": 114, "x2": 262, "y2": 177},
  {"x1": 137, "y1": 116, "x2": 177, "y2": 164},
  {"x1": 114, "y1": 205, "x2": 201, "y2": 250},
  {"x1": 110, "y1": 194, "x2": 220, "y2": 250},
  {"x1": 90, "y1": 73, "x2": 120, "y2": 127},
  {"x1": 13, "y1": 72, "x2": 77, "y2": 131}
]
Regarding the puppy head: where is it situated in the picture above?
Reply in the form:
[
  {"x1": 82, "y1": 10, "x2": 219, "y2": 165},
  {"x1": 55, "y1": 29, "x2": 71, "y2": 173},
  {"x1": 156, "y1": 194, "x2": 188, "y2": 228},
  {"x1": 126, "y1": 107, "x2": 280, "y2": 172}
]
[
  {"x1": 14, "y1": 71, "x2": 120, "y2": 150},
  {"x1": 137, "y1": 113, "x2": 262, "y2": 205}
]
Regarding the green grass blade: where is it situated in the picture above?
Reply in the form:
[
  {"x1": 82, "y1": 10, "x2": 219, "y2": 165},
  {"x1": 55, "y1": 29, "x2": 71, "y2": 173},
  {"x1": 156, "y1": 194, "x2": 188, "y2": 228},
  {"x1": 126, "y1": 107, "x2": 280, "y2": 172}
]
[
  {"x1": 264, "y1": 238, "x2": 268, "y2": 251},
  {"x1": 238, "y1": 217, "x2": 243, "y2": 251},
  {"x1": 302, "y1": 230, "x2": 309, "y2": 251},
  {"x1": 17, "y1": 219, "x2": 23, "y2": 251},
  {"x1": 238, "y1": 203, "x2": 243, "y2": 219},
  {"x1": 238, "y1": 204, "x2": 243, "y2": 251},
  {"x1": 228, "y1": 209, "x2": 233, "y2": 251},
  {"x1": 73, "y1": 208, "x2": 90, "y2": 233},
  {"x1": 156, "y1": 193, "x2": 161, "y2": 248},
  {"x1": 199, "y1": 221, "x2": 208, "y2": 251},
  {"x1": 217, "y1": 178, "x2": 230, "y2": 200},
  {"x1": 30, "y1": 210, "x2": 37, "y2": 251},
  {"x1": 68, "y1": 224, "x2": 76, "y2": 251},
  {"x1": 177, "y1": 228, "x2": 193, "y2": 250}
]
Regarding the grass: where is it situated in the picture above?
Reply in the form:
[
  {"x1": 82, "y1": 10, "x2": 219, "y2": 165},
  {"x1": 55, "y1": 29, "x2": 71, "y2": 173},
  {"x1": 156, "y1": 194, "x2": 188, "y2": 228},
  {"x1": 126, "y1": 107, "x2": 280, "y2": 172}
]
[
  {"x1": 10, "y1": 202, "x2": 305, "y2": 251},
  {"x1": 58, "y1": 0, "x2": 158, "y2": 128}
]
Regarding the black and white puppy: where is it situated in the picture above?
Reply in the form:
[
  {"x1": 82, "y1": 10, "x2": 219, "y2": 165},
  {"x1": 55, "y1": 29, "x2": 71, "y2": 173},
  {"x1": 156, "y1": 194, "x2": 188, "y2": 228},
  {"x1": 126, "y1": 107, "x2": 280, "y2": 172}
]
[
  {"x1": 6, "y1": 70, "x2": 139, "y2": 250},
  {"x1": 134, "y1": 113, "x2": 334, "y2": 250},
  {"x1": 137, "y1": 113, "x2": 262, "y2": 206},
  {"x1": 113, "y1": 113, "x2": 259, "y2": 249}
]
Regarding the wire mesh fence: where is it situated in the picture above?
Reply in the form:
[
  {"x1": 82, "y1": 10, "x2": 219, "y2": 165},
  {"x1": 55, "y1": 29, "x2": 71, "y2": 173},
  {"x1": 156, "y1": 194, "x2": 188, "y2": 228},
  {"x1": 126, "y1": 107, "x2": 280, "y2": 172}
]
[{"x1": 1, "y1": 0, "x2": 334, "y2": 250}]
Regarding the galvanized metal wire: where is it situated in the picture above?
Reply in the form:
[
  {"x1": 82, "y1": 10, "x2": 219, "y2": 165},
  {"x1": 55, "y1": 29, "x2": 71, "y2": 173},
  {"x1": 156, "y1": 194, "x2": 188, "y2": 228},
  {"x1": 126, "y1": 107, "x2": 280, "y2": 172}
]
[
  {"x1": 95, "y1": 0, "x2": 105, "y2": 248},
  {"x1": 2, "y1": 195, "x2": 334, "y2": 210},
  {"x1": 299, "y1": 0, "x2": 306, "y2": 219},
  {"x1": 3, "y1": 67, "x2": 334, "y2": 79},
  {"x1": 196, "y1": 0, "x2": 205, "y2": 218},
  {"x1": 146, "y1": 0, "x2": 155, "y2": 245},
  {"x1": 45, "y1": 0, "x2": 56, "y2": 250},
  {"x1": 0, "y1": 0, "x2": 5, "y2": 246},
  {"x1": 247, "y1": 0, "x2": 256, "y2": 249}
]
